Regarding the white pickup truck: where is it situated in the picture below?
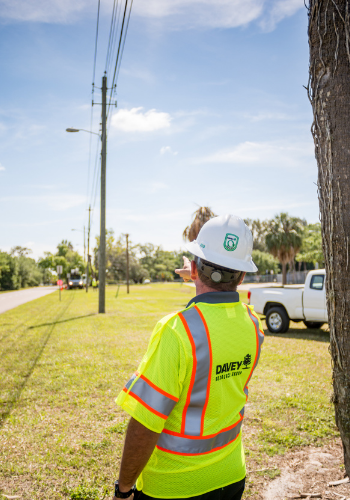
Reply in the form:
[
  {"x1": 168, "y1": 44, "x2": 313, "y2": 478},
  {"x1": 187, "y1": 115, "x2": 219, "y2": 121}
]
[{"x1": 248, "y1": 269, "x2": 327, "y2": 333}]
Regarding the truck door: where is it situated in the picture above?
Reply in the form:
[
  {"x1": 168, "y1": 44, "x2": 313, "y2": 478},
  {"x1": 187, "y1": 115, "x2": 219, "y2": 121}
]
[{"x1": 303, "y1": 274, "x2": 327, "y2": 321}]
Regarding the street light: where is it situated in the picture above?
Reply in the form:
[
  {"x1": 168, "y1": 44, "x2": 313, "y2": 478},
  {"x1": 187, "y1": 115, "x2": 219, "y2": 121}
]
[{"x1": 66, "y1": 128, "x2": 101, "y2": 137}]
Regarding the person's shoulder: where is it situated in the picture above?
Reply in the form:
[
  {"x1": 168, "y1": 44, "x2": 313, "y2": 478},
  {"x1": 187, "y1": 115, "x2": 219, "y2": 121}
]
[{"x1": 156, "y1": 304, "x2": 194, "y2": 329}]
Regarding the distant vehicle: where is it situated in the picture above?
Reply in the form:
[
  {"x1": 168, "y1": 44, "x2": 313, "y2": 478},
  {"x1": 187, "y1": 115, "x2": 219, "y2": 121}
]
[
  {"x1": 67, "y1": 269, "x2": 83, "y2": 290},
  {"x1": 143, "y1": 279, "x2": 151, "y2": 284},
  {"x1": 248, "y1": 269, "x2": 327, "y2": 333}
]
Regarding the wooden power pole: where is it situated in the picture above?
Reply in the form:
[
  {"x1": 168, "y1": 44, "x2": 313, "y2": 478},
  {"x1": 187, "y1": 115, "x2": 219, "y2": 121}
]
[
  {"x1": 126, "y1": 234, "x2": 130, "y2": 294},
  {"x1": 86, "y1": 205, "x2": 91, "y2": 293},
  {"x1": 99, "y1": 74, "x2": 107, "y2": 313}
]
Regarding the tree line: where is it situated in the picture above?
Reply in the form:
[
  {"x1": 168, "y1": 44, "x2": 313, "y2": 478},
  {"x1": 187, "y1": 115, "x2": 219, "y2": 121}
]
[{"x1": 0, "y1": 212, "x2": 323, "y2": 290}]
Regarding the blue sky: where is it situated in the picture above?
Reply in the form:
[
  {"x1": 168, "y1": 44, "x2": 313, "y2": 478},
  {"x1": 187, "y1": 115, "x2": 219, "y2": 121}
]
[{"x1": 0, "y1": 0, "x2": 317, "y2": 260}]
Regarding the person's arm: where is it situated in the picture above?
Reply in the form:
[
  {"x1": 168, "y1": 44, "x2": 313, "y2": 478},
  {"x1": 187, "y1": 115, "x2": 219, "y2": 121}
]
[{"x1": 113, "y1": 417, "x2": 160, "y2": 499}]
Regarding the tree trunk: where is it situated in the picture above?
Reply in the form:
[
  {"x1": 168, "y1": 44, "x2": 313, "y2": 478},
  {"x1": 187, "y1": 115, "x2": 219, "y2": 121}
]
[
  {"x1": 308, "y1": 0, "x2": 350, "y2": 475},
  {"x1": 282, "y1": 262, "x2": 287, "y2": 285}
]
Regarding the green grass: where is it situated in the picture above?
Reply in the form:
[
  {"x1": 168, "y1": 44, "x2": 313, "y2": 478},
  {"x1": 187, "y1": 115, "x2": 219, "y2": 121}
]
[{"x1": 0, "y1": 284, "x2": 336, "y2": 500}]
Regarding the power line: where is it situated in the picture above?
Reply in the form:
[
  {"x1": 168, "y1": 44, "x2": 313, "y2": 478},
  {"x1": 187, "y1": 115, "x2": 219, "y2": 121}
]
[
  {"x1": 89, "y1": 135, "x2": 101, "y2": 208},
  {"x1": 113, "y1": 0, "x2": 133, "y2": 93},
  {"x1": 86, "y1": 0, "x2": 101, "y2": 219},
  {"x1": 105, "y1": 0, "x2": 121, "y2": 76},
  {"x1": 107, "y1": 0, "x2": 133, "y2": 119},
  {"x1": 106, "y1": 0, "x2": 134, "y2": 136},
  {"x1": 85, "y1": 0, "x2": 134, "y2": 265},
  {"x1": 90, "y1": 156, "x2": 101, "y2": 239},
  {"x1": 92, "y1": 0, "x2": 101, "y2": 98},
  {"x1": 86, "y1": 107, "x2": 94, "y2": 209}
]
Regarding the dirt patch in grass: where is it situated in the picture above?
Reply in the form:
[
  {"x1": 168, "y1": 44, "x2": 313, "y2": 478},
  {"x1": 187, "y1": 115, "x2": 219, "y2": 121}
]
[{"x1": 248, "y1": 438, "x2": 348, "y2": 500}]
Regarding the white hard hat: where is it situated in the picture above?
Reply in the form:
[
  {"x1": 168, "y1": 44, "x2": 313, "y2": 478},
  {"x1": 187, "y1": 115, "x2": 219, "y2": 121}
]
[{"x1": 185, "y1": 214, "x2": 257, "y2": 273}]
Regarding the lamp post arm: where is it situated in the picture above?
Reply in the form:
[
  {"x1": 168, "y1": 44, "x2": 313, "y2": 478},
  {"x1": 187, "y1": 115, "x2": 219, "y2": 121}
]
[{"x1": 66, "y1": 128, "x2": 101, "y2": 138}]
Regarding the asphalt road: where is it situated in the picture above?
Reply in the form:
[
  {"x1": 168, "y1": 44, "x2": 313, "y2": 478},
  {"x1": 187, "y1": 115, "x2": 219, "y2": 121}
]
[{"x1": 0, "y1": 287, "x2": 58, "y2": 315}]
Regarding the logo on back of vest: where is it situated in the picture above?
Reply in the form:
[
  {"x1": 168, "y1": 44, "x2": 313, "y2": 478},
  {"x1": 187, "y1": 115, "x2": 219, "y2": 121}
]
[
  {"x1": 215, "y1": 354, "x2": 252, "y2": 381},
  {"x1": 223, "y1": 233, "x2": 239, "y2": 252}
]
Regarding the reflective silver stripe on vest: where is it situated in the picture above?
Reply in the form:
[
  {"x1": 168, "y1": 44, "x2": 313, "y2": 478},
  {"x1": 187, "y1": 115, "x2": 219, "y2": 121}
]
[
  {"x1": 157, "y1": 419, "x2": 243, "y2": 455},
  {"x1": 125, "y1": 374, "x2": 177, "y2": 418},
  {"x1": 125, "y1": 373, "x2": 137, "y2": 390},
  {"x1": 241, "y1": 387, "x2": 248, "y2": 416},
  {"x1": 181, "y1": 307, "x2": 211, "y2": 436},
  {"x1": 246, "y1": 306, "x2": 264, "y2": 372}
]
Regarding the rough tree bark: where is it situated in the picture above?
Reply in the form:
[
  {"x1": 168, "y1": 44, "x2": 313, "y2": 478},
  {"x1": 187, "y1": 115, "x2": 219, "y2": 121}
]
[{"x1": 308, "y1": 0, "x2": 350, "y2": 475}]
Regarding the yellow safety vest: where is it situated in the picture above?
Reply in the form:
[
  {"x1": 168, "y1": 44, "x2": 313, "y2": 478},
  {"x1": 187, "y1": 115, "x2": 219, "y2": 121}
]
[{"x1": 117, "y1": 291, "x2": 264, "y2": 498}]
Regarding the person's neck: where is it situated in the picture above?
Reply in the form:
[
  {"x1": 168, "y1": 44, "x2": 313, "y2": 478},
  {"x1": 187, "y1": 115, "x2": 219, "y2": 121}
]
[{"x1": 194, "y1": 279, "x2": 236, "y2": 296}]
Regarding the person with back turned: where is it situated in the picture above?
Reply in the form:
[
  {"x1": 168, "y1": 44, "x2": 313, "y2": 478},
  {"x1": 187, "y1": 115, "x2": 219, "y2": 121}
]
[{"x1": 113, "y1": 214, "x2": 264, "y2": 500}]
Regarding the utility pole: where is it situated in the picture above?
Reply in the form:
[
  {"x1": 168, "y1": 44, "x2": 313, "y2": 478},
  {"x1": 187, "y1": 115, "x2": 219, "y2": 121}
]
[
  {"x1": 99, "y1": 73, "x2": 107, "y2": 313},
  {"x1": 126, "y1": 234, "x2": 130, "y2": 294},
  {"x1": 86, "y1": 205, "x2": 91, "y2": 293},
  {"x1": 84, "y1": 226, "x2": 86, "y2": 264}
]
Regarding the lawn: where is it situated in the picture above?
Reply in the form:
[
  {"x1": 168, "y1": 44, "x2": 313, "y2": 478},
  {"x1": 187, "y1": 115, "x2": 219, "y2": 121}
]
[{"x1": 0, "y1": 284, "x2": 336, "y2": 500}]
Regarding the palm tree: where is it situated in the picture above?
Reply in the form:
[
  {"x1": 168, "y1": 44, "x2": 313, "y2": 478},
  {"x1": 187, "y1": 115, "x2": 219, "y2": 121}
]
[
  {"x1": 265, "y1": 213, "x2": 304, "y2": 285},
  {"x1": 183, "y1": 207, "x2": 216, "y2": 242}
]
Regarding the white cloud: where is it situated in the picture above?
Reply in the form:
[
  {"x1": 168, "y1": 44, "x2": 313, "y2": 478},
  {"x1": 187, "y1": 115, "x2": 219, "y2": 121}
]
[
  {"x1": 134, "y1": 0, "x2": 264, "y2": 28},
  {"x1": 0, "y1": 0, "x2": 304, "y2": 30},
  {"x1": 111, "y1": 107, "x2": 172, "y2": 133},
  {"x1": 0, "y1": 163, "x2": 5, "y2": 171},
  {"x1": 133, "y1": 181, "x2": 169, "y2": 195},
  {"x1": 148, "y1": 182, "x2": 170, "y2": 194},
  {"x1": 247, "y1": 112, "x2": 293, "y2": 122},
  {"x1": 160, "y1": 146, "x2": 178, "y2": 156},
  {"x1": 43, "y1": 194, "x2": 87, "y2": 211},
  {"x1": 0, "y1": 194, "x2": 86, "y2": 211},
  {"x1": 0, "y1": 0, "x2": 87, "y2": 23},
  {"x1": 194, "y1": 140, "x2": 315, "y2": 168},
  {"x1": 260, "y1": 0, "x2": 304, "y2": 31},
  {"x1": 26, "y1": 184, "x2": 56, "y2": 189},
  {"x1": 240, "y1": 201, "x2": 315, "y2": 212},
  {"x1": 107, "y1": 207, "x2": 189, "y2": 223},
  {"x1": 134, "y1": 0, "x2": 304, "y2": 29}
]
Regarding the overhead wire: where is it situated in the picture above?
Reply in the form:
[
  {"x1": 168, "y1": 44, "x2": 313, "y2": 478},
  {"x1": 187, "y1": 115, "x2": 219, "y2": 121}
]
[
  {"x1": 92, "y1": 0, "x2": 101, "y2": 99},
  {"x1": 107, "y1": 1, "x2": 123, "y2": 79},
  {"x1": 107, "y1": 0, "x2": 131, "y2": 116},
  {"x1": 112, "y1": 0, "x2": 133, "y2": 94},
  {"x1": 105, "y1": 0, "x2": 120, "y2": 76},
  {"x1": 89, "y1": 135, "x2": 101, "y2": 209},
  {"x1": 88, "y1": 136, "x2": 101, "y2": 234},
  {"x1": 86, "y1": 0, "x2": 101, "y2": 229},
  {"x1": 87, "y1": 0, "x2": 134, "y2": 237},
  {"x1": 106, "y1": 0, "x2": 134, "y2": 135}
]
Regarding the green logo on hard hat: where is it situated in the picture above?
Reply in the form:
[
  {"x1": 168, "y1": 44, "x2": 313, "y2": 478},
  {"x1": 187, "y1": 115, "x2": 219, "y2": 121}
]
[{"x1": 223, "y1": 233, "x2": 239, "y2": 252}]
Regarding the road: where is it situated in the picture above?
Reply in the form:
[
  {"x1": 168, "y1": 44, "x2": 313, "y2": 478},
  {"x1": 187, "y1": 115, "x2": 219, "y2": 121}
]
[{"x1": 0, "y1": 287, "x2": 58, "y2": 314}]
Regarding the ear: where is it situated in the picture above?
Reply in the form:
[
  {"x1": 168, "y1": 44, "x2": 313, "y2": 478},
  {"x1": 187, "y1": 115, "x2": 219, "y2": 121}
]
[
  {"x1": 191, "y1": 260, "x2": 198, "y2": 281},
  {"x1": 239, "y1": 272, "x2": 246, "y2": 285}
]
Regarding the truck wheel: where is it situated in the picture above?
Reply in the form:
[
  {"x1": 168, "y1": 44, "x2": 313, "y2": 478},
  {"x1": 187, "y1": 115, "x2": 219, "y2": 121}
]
[
  {"x1": 266, "y1": 307, "x2": 290, "y2": 334},
  {"x1": 303, "y1": 321, "x2": 324, "y2": 329}
]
